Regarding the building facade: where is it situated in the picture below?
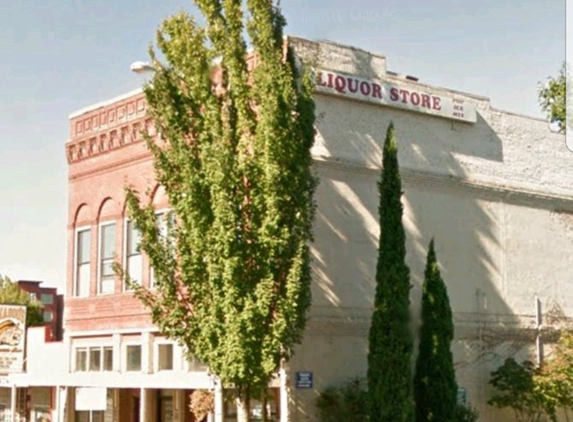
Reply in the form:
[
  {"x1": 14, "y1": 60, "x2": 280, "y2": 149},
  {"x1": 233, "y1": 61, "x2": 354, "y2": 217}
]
[
  {"x1": 59, "y1": 36, "x2": 573, "y2": 422},
  {"x1": 17, "y1": 280, "x2": 64, "y2": 341}
]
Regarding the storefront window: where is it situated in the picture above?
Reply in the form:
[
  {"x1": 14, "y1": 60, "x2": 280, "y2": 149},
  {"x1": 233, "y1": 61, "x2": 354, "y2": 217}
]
[
  {"x1": 32, "y1": 405, "x2": 51, "y2": 422},
  {"x1": 75, "y1": 410, "x2": 104, "y2": 422}
]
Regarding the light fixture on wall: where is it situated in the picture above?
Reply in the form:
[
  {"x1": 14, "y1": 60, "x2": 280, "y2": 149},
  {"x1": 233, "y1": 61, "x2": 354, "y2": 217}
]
[{"x1": 130, "y1": 61, "x2": 155, "y2": 74}]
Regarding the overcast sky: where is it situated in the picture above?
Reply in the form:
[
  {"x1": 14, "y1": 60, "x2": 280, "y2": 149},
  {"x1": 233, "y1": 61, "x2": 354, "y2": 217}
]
[{"x1": 0, "y1": 0, "x2": 565, "y2": 290}]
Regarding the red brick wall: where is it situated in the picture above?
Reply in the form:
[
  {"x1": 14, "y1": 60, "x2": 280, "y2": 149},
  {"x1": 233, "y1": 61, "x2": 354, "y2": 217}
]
[
  {"x1": 17, "y1": 281, "x2": 62, "y2": 340},
  {"x1": 66, "y1": 92, "x2": 164, "y2": 334}
]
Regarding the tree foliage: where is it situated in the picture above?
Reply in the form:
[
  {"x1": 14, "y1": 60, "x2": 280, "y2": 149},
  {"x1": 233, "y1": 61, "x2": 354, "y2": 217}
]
[
  {"x1": 454, "y1": 404, "x2": 479, "y2": 422},
  {"x1": 414, "y1": 239, "x2": 457, "y2": 422},
  {"x1": 122, "y1": 0, "x2": 317, "y2": 412},
  {"x1": 190, "y1": 390, "x2": 215, "y2": 422},
  {"x1": 488, "y1": 332, "x2": 573, "y2": 422},
  {"x1": 538, "y1": 62, "x2": 568, "y2": 133},
  {"x1": 488, "y1": 358, "x2": 551, "y2": 422},
  {"x1": 0, "y1": 275, "x2": 43, "y2": 326},
  {"x1": 367, "y1": 122, "x2": 415, "y2": 422},
  {"x1": 535, "y1": 331, "x2": 573, "y2": 421}
]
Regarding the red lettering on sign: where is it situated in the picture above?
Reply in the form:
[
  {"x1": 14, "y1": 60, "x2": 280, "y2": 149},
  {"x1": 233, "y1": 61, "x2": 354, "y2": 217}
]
[
  {"x1": 372, "y1": 83, "x2": 382, "y2": 99},
  {"x1": 334, "y1": 76, "x2": 346, "y2": 93},
  {"x1": 327, "y1": 73, "x2": 334, "y2": 88},
  {"x1": 411, "y1": 92, "x2": 420, "y2": 106},
  {"x1": 421, "y1": 94, "x2": 431, "y2": 108},
  {"x1": 347, "y1": 78, "x2": 358, "y2": 93},
  {"x1": 432, "y1": 97, "x2": 441, "y2": 110},
  {"x1": 360, "y1": 81, "x2": 371, "y2": 96},
  {"x1": 316, "y1": 72, "x2": 327, "y2": 87},
  {"x1": 390, "y1": 87, "x2": 399, "y2": 101},
  {"x1": 399, "y1": 89, "x2": 410, "y2": 103}
]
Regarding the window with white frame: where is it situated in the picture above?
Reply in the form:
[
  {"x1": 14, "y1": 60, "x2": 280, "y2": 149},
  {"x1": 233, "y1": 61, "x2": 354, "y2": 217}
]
[
  {"x1": 99, "y1": 222, "x2": 116, "y2": 294},
  {"x1": 103, "y1": 346, "x2": 113, "y2": 371},
  {"x1": 126, "y1": 344, "x2": 142, "y2": 371},
  {"x1": 75, "y1": 228, "x2": 91, "y2": 297},
  {"x1": 125, "y1": 220, "x2": 142, "y2": 289},
  {"x1": 89, "y1": 347, "x2": 101, "y2": 371},
  {"x1": 157, "y1": 343, "x2": 174, "y2": 371},
  {"x1": 74, "y1": 346, "x2": 113, "y2": 372},
  {"x1": 75, "y1": 348, "x2": 87, "y2": 372},
  {"x1": 149, "y1": 210, "x2": 175, "y2": 288}
]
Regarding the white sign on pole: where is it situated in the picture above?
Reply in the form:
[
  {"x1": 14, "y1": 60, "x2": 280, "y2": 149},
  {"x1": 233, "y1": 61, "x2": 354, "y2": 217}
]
[
  {"x1": 314, "y1": 69, "x2": 478, "y2": 124},
  {"x1": 75, "y1": 387, "x2": 107, "y2": 411},
  {"x1": 0, "y1": 305, "x2": 27, "y2": 373}
]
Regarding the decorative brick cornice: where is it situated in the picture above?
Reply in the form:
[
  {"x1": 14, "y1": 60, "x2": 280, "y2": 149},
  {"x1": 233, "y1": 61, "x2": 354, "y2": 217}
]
[
  {"x1": 66, "y1": 52, "x2": 261, "y2": 165},
  {"x1": 66, "y1": 116, "x2": 155, "y2": 164}
]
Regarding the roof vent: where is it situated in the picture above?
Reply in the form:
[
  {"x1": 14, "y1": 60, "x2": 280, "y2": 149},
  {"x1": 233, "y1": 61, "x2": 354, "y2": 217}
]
[{"x1": 388, "y1": 71, "x2": 419, "y2": 82}]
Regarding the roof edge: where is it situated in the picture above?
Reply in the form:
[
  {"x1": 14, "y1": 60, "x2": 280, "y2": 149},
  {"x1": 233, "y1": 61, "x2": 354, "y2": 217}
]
[{"x1": 68, "y1": 88, "x2": 143, "y2": 120}]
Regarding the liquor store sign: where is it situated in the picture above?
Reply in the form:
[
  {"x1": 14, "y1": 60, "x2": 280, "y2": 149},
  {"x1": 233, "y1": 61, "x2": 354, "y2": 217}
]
[
  {"x1": 315, "y1": 69, "x2": 477, "y2": 123},
  {"x1": 0, "y1": 305, "x2": 26, "y2": 373}
]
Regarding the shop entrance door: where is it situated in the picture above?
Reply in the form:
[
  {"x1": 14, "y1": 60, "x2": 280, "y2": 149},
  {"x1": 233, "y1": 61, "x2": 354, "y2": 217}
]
[
  {"x1": 133, "y1": 397, "x2": 140, "y2": 422},
  {"x1": 158, "y1": 396, "x2": 174, "y2": 422}
]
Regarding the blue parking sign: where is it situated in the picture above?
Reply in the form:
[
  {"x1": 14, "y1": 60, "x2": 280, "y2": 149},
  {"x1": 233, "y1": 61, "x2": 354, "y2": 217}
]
[{"x1": 296, "y1": 371, "x2": 313, "y2": 389}]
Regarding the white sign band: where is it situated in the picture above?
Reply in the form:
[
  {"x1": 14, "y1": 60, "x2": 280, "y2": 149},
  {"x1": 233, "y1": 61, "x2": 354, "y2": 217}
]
[{"x1": 314, "y1": 69, "x2": 477, "y2": 124}]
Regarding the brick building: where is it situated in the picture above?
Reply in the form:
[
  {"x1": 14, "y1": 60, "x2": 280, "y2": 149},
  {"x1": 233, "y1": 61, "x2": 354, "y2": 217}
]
[
  {"x1": 58, "y1": 36, "x2": 572, "y2": 422},
  {"x1": 17, "y1": 280, "x2": 64, "y2": 341}
]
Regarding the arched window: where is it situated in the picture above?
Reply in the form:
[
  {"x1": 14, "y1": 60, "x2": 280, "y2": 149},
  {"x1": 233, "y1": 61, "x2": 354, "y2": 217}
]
[
  {"x1": 73, "y1": 204, "x2": 91, "y2": 298},
  {"x1": 97, "y1": 198, "x2": 117, "y2": 294}
]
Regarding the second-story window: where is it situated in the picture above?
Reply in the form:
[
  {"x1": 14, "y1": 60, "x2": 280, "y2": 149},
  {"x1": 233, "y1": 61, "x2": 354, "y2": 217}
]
[
  {"x1": 75, "y1": 348, "x2": 87, "y2": 372},
  {"x1": 126, "y1": 345, "x2": 142, "y2": 371},
  {"x1": 74, "y1": 346, "x2": 113, "y2": 372},
  {"x1": 126, "y1": 220, "x2": 142, "y2": 289},
  {"x1": 149, "y1": 210, "x2": 173, "y2": 288},
  {"x1": 40, "y1": 293, "x2": 53, "y2": 304},
  {"x1": 99, "y1": 223, "x2": 116, "y2": 294},
  {"x1": 43, "y1": 311, "x2": 53, "y2": 322},
  {"x1": 157, "y1": 343, "x2": 174, "y2": 371},
  {"x1": 75, "y1": 229, "x2": 91, "y2": 297}
]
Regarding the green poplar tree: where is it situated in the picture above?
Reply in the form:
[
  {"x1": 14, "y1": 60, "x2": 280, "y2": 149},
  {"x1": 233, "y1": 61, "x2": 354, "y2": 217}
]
[
  {"x1": 413, "y1": 239, "x2": 457, "y2": 422},
  {"x1": 368, "y1": 122, "x2": 415, "y2": 422},
  {"x1": 121, "y1": 1, "x2": 317, "y2": 420}
]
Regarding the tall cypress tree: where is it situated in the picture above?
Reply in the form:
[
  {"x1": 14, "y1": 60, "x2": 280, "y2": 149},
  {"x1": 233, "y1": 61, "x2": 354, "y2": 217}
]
[
  {"x1": 120, "y1": 1, "x2": 317, "y2": 420},
  {"x1": 414, "y1": 239, "x2": 457, "y2": 422},
  {"x1": 368, "y1": 122, "x2": 415, "y2": 422}
]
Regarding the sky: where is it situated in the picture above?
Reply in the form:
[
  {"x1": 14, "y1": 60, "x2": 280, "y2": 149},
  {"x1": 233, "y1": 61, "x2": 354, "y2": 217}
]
[{"x1": 0, "y1": 0, "x2": 565, "y2": 291}]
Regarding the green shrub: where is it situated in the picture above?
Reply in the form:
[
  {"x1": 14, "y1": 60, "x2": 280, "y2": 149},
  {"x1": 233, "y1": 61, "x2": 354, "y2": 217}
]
[
  {"x1": 455, "y1": 404, "x2": 479, "y2": 422},
  {"x1": 316, "y1": 377, "x2": 368, "y2": 422}
]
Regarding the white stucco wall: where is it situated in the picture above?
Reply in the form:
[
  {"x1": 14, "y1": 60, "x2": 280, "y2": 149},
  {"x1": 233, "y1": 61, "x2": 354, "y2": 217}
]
[
  {"x1": 286, "y1": 37, "x2": 573, "y2": 422},
  {"x1": 26, "y1": 327, "x2": 68, "y2": 386}
]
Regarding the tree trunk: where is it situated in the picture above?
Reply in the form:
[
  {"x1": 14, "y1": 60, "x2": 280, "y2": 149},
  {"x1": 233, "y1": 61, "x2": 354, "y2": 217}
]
[
  {"x1": 236, "y1": 394, "x2": 250, "y2": 422},
  {"x1": 261, "y1": 391, "x2": 268, "y2": 422}
]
